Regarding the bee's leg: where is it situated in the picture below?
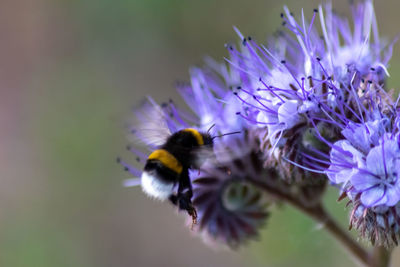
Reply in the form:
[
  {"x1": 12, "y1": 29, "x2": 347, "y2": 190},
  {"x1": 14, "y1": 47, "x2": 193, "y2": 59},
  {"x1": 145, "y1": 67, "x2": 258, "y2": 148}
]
[
  {"x1": 168, "y1": 194, "x2": 178, "y2": 206},
  {"x1": 178, "y1": 169, "x2": 193, "y2": 198},
  {"x1": 177, "y1": 170, "x2": 197, "y2": 226}
]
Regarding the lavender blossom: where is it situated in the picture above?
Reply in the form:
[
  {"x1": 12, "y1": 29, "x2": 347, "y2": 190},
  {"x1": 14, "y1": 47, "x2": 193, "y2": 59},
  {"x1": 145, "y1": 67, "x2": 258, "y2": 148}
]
[{"x1": 225, "y1": 1, "x2": 393, "y2": 182}]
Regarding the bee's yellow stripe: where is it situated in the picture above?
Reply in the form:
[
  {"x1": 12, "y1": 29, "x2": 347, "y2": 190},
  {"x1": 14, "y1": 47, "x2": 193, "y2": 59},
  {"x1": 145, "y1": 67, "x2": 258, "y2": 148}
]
[
  {"x1": 182, "y1": 128, "x2": 204, "y2": 146},
  {"x1": 148, "y1": 149, "x2": 183, "y2": 174}
]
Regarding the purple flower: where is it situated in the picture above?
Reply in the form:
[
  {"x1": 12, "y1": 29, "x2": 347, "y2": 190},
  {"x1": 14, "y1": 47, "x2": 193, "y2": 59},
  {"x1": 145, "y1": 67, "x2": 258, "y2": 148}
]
[
  {"x1": 353, "y1": 138, "x2": 400, "y2": 207},
  {"x1": 328, "y1": 126, "x2": 400, "y2": 208},
  {"x1": 178, "y1": 63, "x2": 247, "y2": 133},
  {"x1": 326, "y1": 118, "x2": 389, "y2": 185}
]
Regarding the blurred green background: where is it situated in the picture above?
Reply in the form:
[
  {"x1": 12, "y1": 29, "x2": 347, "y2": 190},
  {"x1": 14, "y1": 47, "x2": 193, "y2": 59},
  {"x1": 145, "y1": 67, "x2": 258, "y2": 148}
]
[{"x1": 2, "y1": 0, "x2": 400, "y2": 266}]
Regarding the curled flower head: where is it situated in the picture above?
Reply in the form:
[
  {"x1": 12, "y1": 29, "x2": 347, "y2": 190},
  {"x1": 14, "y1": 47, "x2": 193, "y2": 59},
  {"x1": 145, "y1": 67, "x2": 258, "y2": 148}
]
[{"x1": 191, "y1": 134, "x2": 271, "y2": 248}]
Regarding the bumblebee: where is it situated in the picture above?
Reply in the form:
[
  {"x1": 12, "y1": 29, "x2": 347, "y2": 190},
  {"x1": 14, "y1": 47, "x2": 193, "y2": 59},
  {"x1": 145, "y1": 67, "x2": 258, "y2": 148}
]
[
  {"x1": 141, "y1": 128, "x2": 214, "y2": 224},
  {"x1": 127, "y1": 100, "x2": 240, "y2": 225}
]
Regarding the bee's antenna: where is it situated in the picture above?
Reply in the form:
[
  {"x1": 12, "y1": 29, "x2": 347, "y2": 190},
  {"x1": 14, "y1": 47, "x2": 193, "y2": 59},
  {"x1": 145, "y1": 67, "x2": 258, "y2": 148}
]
[
  {"x1": 212, "y1": 131, "x2": 242, "y2": 140},
  {"x1": 207, "y1": 123, "x2": 216, "y2": 134}
]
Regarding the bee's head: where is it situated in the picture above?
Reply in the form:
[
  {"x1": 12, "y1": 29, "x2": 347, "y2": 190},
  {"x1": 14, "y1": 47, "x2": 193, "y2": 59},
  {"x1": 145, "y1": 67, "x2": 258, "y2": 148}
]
[{"x1": 202, "y1": 133, "x2": 214, "y2": 147}]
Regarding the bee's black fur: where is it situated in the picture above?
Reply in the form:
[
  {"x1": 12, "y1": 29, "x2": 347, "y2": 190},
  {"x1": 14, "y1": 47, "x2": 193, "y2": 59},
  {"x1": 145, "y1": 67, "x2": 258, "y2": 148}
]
[{"x1": 162, "y1": 130, "x2": 213, "y2": 169}]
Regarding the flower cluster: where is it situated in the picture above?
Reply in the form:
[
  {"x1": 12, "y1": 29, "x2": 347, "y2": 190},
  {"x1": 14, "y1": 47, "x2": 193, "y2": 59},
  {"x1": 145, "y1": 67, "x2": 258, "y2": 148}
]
[
  {"x1": 221, "y1": 0, "x2": 400, "y2": 246},
  {"x1": 120, "y1": 0, "x2": 400, "y2": 249}
]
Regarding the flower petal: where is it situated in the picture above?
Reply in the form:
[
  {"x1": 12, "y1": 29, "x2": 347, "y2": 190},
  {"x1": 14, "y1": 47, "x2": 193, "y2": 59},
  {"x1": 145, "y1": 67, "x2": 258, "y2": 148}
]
[
  {"x1": 277, "y1": 100, "x2": 302, "y2": 129},
  {"x1": 360, "y1": 186, "x2": 385, "y2": 207},
  {"x1": 351, "y1": 172, "x2": 379, "y2": 191}
]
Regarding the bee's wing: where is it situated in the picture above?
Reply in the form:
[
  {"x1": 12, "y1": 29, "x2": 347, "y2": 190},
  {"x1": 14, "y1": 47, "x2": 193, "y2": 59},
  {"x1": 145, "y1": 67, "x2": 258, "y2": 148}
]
[
  {"x1": 188, "y1": 136, "x2": 255, "y2": 170},
  {"x1": 128, "y1": 98, "x2": 172, "y2": 148},
  {"x1": 123, "y1": 177, "x2": 141, "y2": 187},
  {"x1": 194, "y1": 145, "x2": 216, "y2": 163},
  {"x1": 210, "y1": 135, "x2": 256, "y2": 164}
]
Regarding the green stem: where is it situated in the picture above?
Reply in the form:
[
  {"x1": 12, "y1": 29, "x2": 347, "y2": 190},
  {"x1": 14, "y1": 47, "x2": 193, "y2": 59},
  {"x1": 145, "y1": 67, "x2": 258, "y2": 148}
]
[
  {"x1": 248, "y1": 178, "x2": 370, "y2": 266},
  {"x1": 369, "y1": 246, "x2": 391, "y2": 267}
]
